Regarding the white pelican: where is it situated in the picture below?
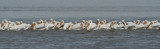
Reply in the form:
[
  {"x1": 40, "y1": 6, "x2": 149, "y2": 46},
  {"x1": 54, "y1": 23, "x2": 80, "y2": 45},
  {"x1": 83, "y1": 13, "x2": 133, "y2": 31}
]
[
  {"x1": 71, "y1": 21, "x2": 85, "y2": 30},
  {"x1": 53, "y1": 21, "x2": 60, "y2": 29},
  {"x1": 114, "y1": 21, "x2": 125, "y2": 29},
  {"x1": 30, "y1": 22, "x2": 36, "y2": 30},
  {"x1": 85, "y1": 20, "x2": 97, "y2": 31},
  {"x1": 46, "y1": 19, "x2": 55, "y2": 29},
  {"x1": 63, "y1": 22, "x2": 73, "y2": 30},
  {"x1": 96, "y1": 19, "x2": 100, "y2": 25},
  {"x1": 146, "y1": 21, "x2": 160, "y2": 30},
  {"x1": 124, "y1": 22, "x2": 137, "y2": 30},
  {"x1": 39, "y1": 20, "x2": 48, "y2": 30}
]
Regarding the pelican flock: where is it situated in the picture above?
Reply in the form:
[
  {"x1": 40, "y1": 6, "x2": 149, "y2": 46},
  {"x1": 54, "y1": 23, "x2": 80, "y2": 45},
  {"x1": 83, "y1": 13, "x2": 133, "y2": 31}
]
[{"x1": 0, "y1": 19, "x2": 160, "y2": 31}]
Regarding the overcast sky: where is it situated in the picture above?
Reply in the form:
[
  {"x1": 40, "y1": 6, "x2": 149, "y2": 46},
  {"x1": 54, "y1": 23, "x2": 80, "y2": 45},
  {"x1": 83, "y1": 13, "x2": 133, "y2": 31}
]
[{"x1": 0, "y1": 0, "x2": 160, "y2": 7}]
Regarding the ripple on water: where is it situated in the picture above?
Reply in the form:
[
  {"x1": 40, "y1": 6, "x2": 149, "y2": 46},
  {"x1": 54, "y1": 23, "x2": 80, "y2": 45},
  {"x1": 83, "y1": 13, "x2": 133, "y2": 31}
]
[{"x1": 0, "y1": 30, "x2": 160, "y2": 49}]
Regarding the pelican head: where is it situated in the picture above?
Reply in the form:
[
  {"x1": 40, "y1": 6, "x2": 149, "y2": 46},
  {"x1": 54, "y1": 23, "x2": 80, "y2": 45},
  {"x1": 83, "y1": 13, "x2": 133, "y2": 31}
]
[
  {"x1": 16, "y1": 21, "x2": 20, "y2": 25},
  {"x1": 135, "y1": 20, "x2": 140, "y2": 24},
  {"x1": 143, "y1": 20, "x2": 147, "y2": 25},
  {"x1": 1, "y1": 22, "x2": 4, "y2": 27},
  {"x1": 30, "y1": 22, "x2": 36, "y2": 30},
  {"x1": 39, "y1": 19, "x2": 43, "y2": 23},
  {"x1": 3, "y1": 19, "x2": 8, "y2": 23},
  {"x1": 37, "y1": 21, "x2": 41, "y2": 24},
  {"x1": 60, "y1": 20, "x2": 64, "y2": 25},
  {"x1": 80, "y1": 22, "x2": 84, "y2": 29},
  {"x1": 100, "y1": 21, "x2": 105, "y2": 25},
  {"x1": 103, "y1": 19, "x2": 107, "y2": 24},
  {"x1": 20, "y1": 21, "x2": 23, "y2": 24},
  {"x1": 74, "y1": 21, "x2": 77, "y2": 24},
  {"x1": 49, "y1": 19, "x2": 53, "y2": 23},
  {"x1": 96, "y1": 19, "x2": 100, "y2": 25},
  {"x1": 52, "y1": 20, "x2": 56, "y2": 24},
  {"x1": 85, "y1": 21, "x2": 90, "y2": 31},
  {"x1": 110, "y1": 21, "x2": 115, "y2": 28},
  {"x1": 126, "y1": 22, "x2": 129, "y2": 25}
]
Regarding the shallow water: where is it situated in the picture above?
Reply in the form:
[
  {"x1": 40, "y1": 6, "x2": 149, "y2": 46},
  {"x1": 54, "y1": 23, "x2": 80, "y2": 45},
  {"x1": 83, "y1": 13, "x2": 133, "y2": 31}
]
[{"x1": 0, "y1": 30, "x2": 160, "y2": 49}]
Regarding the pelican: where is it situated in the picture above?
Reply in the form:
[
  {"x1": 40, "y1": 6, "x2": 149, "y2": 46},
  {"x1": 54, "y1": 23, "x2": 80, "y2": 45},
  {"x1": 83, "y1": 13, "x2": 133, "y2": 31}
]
[
  {"x1": 30, "y1": 22, "x2": 36, "y2": 30},
  {"x1": 40, "y1": 20, "x2": 48, "y2": 30},
  {"x1": 71, "y1": 21, "x2": 85, "y2": 30},
  {"x1": 53, "y1": 20, "x2": 64, "y2": 29},
  {"x1": 63, "y1": 22, "x2": 73, "y2": 30},
  {"x1": 124, "y1": 22, "x2": 137, "y2": 30},
  {"x1": 146, "y1": 21, "x2": 160, "y2": 30},
  {"x1": 85, "y1": 20, "x2": 97, "y2": 31},
  {"x1": 114, "y1": 21, "x2": 125, "y2": 29},
  {"x1": 46, "y1": 19, "x2": 55, "y2": 29},
  {"x1": 96, "y1": 19, "x2": 100, "y2": 25},
  {"x1": 18, "y1": 21, "x2": 31, "y2": 30}
]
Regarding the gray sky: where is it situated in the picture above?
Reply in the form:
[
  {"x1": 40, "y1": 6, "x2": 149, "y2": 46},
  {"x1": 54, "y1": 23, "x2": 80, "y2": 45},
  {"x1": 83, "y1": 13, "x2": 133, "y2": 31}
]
[{"x1": 0, "y1": 0, "x2": 160, "y2": 7}]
